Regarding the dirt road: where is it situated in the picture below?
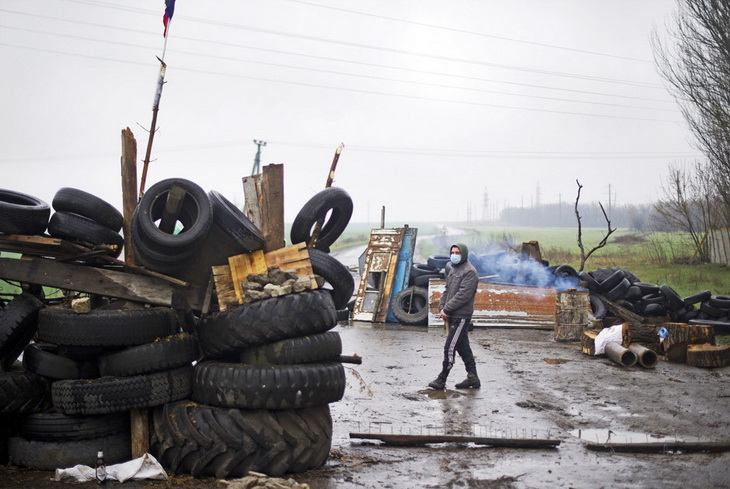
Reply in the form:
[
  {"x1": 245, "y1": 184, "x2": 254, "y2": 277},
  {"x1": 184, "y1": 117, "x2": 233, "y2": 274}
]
[{"x1": 2, "y1": 321, "x2": 728, "y2": 489}]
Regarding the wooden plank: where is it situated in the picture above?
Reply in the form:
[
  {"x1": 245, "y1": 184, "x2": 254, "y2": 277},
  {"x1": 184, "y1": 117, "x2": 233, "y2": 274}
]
[
  {"x1": 349, "y1": 432, "x2": 560, "y2": 449},
  {"x1": 0, "y1": 257, "x2": 207, "y2": 310},
  {"x1": 158, "y1": 184, "x2": 186, "y2": 234},
  {"x1": 261, "y1": 164, "x2": 285, "y2": 252},
  {"x1": 374, "y1": 252, "x2": 399, "y2": 323},
  {"x1": 120, "y1": 127, "x2": 138, "y2": 266},
  {"x1": 585, "y1": 440, "x2": 730, "y2": 453},
  {"x1": 212, "y1": 264, "x2": 237, "y2": 312},
  {"x1": 242, "y1": 173, "x2": 263, "y2": 232},
  {"x1": 229, "y1": 250, "x2": 267, "y2": 303}
]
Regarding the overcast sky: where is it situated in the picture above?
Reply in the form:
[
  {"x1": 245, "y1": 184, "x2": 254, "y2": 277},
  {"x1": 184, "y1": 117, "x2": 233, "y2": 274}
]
[{"x1": 0, "y1": 0, "x2": 702, "y2": 225}]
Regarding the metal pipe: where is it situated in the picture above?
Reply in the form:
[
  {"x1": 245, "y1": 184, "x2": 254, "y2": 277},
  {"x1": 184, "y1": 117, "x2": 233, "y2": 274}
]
[
  {"x1": 628, "y1": 343, "x2": 658, "y2": 368},
  {"x1": 605, "y1": 342, "x2": 637, "y2": 367}
]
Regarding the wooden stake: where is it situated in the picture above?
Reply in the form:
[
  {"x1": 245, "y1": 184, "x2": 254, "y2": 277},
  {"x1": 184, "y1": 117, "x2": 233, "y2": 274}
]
[
  {"x1": 309, "y1": 143, "x2": 343, "y2": 248},
  {"x1": 120, "y1": 128, "x2": 137, "y2": 265}
]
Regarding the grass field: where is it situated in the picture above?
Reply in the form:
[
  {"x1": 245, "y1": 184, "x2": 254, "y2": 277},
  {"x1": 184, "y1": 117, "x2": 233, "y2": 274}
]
[{"x1": 333, "y1": 223, "x2": 730, "y2": 298}]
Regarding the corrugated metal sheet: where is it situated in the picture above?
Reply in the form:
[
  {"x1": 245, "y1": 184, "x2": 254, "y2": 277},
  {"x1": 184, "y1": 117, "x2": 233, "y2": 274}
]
[{"x1": 428, "y1": 279, "x2": 557, "y2": 327}]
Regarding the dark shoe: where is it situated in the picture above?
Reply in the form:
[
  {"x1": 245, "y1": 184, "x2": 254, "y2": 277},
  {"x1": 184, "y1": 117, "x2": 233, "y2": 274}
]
[
  {"x1": 428, "y1": 376, "x2": 447, "y2": 390},
  {"x1": 455, "y1": 373, "x2": 480, "y2": 389}
]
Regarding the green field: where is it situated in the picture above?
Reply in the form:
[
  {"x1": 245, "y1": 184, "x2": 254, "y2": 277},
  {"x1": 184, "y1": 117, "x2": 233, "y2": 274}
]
[{"x1": 333, "y1": 223, "x2": 730, "y2": 298}]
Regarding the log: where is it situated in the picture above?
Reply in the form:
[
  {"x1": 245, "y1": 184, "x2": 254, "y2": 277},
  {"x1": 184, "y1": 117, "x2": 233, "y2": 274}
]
[
  {"x1": 349, "y1": 432, "x2": 560, "y2": 449},
  {"x1": 581, "y1": 329, "x2": 601, "y2": 356},
  {"x1": 554, "y1": 289, "x2": 590, "y2": 342},
  {"x1": 662, "y1": 322, "x2": 715, "y2": 363},
  {"x1": 597, "y1": 294, "x2": 645, "y2": 326},
  {"x1": 120, "y1": 128, "x2": 137, "y2": 265},
  {"x1": 622, "y1": 323, "x2": 660, "y2": 351},
  {"x1": 686, "y1": 344, "x2": 730, "y2": 368}
]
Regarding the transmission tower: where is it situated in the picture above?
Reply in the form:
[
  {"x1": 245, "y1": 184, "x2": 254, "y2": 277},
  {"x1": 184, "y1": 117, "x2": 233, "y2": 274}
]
[{"x1": 251, "y1": 140, "x2": 267, "y2": 175}]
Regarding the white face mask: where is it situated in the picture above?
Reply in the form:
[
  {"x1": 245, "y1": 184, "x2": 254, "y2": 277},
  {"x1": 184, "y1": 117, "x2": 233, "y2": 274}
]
[{"x1": 450, "y1": 253, "x2": 461, "y2": 265}]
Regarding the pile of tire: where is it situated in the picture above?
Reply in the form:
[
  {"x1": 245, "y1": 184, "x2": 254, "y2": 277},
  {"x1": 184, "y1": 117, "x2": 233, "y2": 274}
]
[
  {"x1": 1, "y1": 296, "x2": 195, "y2": 469},
  {"x1": 147, "y1": 186, "x2": 355, "y2": 478},
  {"x1": 579, "y1": 267, "x2": 730, "y2": 330},
  {"x1": 132, "y1": 178, "x2": 265, "y2": 284},
  {"x1": 0, "y1": 189, "x2": 51, "y2": 236}
]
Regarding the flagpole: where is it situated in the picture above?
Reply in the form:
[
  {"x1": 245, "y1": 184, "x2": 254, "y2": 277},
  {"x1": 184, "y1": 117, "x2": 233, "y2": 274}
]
[{"x1": 139, "y1": 17, "x2": 172, "y2": 200}]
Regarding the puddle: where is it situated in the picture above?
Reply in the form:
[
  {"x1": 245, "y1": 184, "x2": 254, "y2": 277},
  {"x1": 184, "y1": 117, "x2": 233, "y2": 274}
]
[{"x1": 570, "y1": 429, "x2": 683, "y2": 444}]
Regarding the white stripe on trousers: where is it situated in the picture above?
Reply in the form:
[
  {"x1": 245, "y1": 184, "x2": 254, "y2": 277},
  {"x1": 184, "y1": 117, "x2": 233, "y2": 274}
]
[{"x1": 446, "y1": 318, "x2": 467, "y2": 368}]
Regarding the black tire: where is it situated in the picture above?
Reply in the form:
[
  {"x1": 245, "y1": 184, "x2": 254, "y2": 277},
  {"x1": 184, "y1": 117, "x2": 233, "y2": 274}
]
[
  {"x1": 700, "y1": 300, "x2": 727, "y2": 319},
  {"x1": 634, "y1": 282, "x2": 661, "y2": 295},
  {"x1": 605, "y1": 278, "x2": 631, "y2": 302},
  {"x1": 37, "y1": 306, "x2": 174, "y2": 346},
  {"x1": 709, "y1": 295, "x2": 730, "y2": 310},
  {"x1": 133, "y1": 178, "x2": 213, "y2": 253},
  {"x1": 9, "y1": 432, "x2": 131, "y2": 470},
  {"x1": 197, "y1": 290, "x2": 337, "y2": 359},
  {"x1": 660, "y1": 284, "x2": 685, "y2": 311},
  {"x1": 308, "y1": 248, "x2": 355, "y2": 310},
  {"x1": 47, "y1": 211, "x2": 124, "y2": 253},
  {"x1": 642, "y1": 303, "x2": 667, "y2": 317},
  {"x1": 0, "y1": 370, "x2": 50, "y2": 415},
  {"x1": 554, "y1": 264, "x2": 579, "y2": 279},
  {"x1": 336, "y1": 308, "x2": 350, "y2": 322},
  {"x1": 688, "y1": 319, "x2": 730, "y2": 335},
  {"x1": 0, "y1": 293, "x2": 44, "y2": 370},
  {"x1": 0, "y1": 189, "x2": 50, "y2": 235},
  {"x1": 290, "y1": 187, "x2": 353, "y2": 251},
  {"x1": 97, "y1": 334, "x2": 199, "y2": 377},
  {"x1": 391, "y1": 286, "x2": 429, "y2": 326},
  {"x1": 240, "y1": 332, "x2": 342, "y2": 365},
  {"x1": 598, "y1": 269, "x2": 625, "y2": 292},
  {"x1": 52, "y1": 187, "x2": 123, "y2": 232},
  {"x1": 413, "y1": 273, "x2": 442, "y2": 287},
  {"x1": 589, "y1": 294, "x2": 606, "y2": 319},
  {"x1": 684, "y1": 290, "x2": 712, "y2": 306},
  {"x1": 23, "y1": 343, "x2": 99, "y2": 380},
  {"x1": 641, "y1": 293, "x2": 665, "y2": 305},
  {"x1": 150, "y1": 401, "x2": 332, "y2": 478},
  {"x1": 427, "y1": 255, "x2": 450, "y2": 270},
  {"x1": 18, "y1": 410, "x2": 128, "y2": 441},
  {"x1": 209, "y1": 190, "x2": 264, "y2": 252},
  {"x1": 409, "y1": 263, "x2": 438, "y2": 279},
  {"x1": 624, "y1": 285, "x2": 643, "y2": 301},
  {"x1": 192, "y1": 361, "x2": 345, "y2": 410},
  {"x1": 131, "y1": 216, "x2": 201, "y2": 274},
  {"x1": 578, "y1": 271, "x2": 601, "y2": 293},
  {"x1": 52, "y1": 366, "x2": 193, "y2": 415}
]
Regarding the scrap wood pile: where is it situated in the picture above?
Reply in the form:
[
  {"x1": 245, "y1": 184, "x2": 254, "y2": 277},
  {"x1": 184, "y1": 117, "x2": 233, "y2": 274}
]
[{"x1": 0, "y1": 174, "x2": 357, "y2": 478}]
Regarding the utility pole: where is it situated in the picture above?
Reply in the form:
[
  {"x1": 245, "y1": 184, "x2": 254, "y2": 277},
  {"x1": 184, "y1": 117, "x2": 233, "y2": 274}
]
[{"x1": 251, "y1": 140, "x2": 267, "y2": 176}]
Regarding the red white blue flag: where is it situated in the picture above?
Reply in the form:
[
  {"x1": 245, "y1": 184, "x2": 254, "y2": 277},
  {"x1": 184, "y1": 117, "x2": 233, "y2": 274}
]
[{"x1": 163, "y1": 0, "x2": 175, "y2": 37}]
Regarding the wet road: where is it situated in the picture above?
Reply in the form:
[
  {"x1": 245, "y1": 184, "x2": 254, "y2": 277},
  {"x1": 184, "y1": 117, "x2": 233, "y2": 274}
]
[{"x1": 297, "y1": 320, "x2": 730, "y2": 489}]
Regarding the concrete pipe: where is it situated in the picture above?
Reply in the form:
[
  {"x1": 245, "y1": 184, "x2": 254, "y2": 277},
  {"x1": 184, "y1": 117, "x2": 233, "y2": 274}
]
[
  {"x1": 628, "y1": 344, "x2": 658, "y2": 369},
  {"x1": 605, "y1": 342, "x2": 637, "y2": 367}
]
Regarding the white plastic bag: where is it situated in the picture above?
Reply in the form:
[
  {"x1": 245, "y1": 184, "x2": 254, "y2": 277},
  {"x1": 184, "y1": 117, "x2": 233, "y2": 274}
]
[{"x1": 593, "y1": 323, "x2": 624, "y2": 355}]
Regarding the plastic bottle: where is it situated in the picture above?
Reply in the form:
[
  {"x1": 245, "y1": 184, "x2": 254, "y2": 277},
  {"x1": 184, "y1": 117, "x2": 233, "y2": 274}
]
[{"x1": 95, "y1": 450, "x2": 106, "y2": 483}]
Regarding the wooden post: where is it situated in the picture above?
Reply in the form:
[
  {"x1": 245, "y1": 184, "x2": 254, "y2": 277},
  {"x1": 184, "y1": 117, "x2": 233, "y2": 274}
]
[
  {"x1": 120, "y1": 127, "x2": 149, "y2": 459},
  {"x1": 242, "y1": 164, "x2": 284, "y2": 252},
  {"x1": 120, "y1": 128, "x2": 137, "y2": 265},
  {"x1": 309, "y1": 143, "x2": 343, "y2": 247}
]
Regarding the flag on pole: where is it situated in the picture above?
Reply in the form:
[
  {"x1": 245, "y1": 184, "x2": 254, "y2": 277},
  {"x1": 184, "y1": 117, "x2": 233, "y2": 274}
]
[{"x1": 163, "y1": 0, "x2": 175, "y2": 37}]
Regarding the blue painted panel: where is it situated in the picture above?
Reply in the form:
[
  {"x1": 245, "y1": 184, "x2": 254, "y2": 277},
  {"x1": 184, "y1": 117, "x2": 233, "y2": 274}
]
[{"x1": 386, "y1": 226, "x2": 417, "y2": 322}]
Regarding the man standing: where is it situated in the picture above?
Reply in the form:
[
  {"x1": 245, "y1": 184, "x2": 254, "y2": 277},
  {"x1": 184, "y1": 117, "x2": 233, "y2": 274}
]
[{"x1": 428, "y1": 243, "x2": 480, "y2": 390}]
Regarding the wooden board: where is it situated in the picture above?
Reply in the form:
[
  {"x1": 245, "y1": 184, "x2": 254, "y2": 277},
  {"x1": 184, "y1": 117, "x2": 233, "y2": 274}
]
[
  {"x1": 213, "y1": 243, "x2": 317, "y2": 311},
  {"x1": 0, "y1": 257, "x2": 207, "y2": 310}
]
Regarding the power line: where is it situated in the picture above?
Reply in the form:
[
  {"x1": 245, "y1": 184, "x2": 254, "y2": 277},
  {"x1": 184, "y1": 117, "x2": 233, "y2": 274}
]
[
  {"x1": 0, "y1": 7, "x2": 676, "y2": 104},
  {"x1": 0, "y1": 41, "x2": 682, "y2": 123},
  {"x1": 45, "y1": 0, "x2": 665, "y2": 89},
  {"x1": 0, "y1": 24, "x2": 677, "y2": 113},
  {"x1": 285, "y1": 0, "x2": 654, "y2": 64}
]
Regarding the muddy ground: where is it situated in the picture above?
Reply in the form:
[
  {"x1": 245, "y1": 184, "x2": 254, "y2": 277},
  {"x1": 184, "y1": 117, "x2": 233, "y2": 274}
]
[{"x1": 2, "y1": 321, "x2": 729, "y2": 489}]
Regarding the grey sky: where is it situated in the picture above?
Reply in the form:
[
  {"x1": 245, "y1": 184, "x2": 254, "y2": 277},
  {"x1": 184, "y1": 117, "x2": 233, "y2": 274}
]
[{"x1": 1, "y1": 0, "x2": 700, "y2": 225}]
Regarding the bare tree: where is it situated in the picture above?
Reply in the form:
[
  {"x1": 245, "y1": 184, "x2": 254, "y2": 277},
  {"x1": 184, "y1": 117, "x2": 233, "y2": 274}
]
[
  {"x1": 652, "y1": 161, "x2": 716, "y2": 261},
  {"x1": 652, "y1": 0, "x2": 730, "y2": 224},
  {"x1": 575, "y1": 180, "x2": 616, "y2": 271}
]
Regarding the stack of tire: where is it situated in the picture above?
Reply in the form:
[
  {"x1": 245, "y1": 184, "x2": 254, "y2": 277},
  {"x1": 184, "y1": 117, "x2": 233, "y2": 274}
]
[
  {"x1": 132, "y1": 178, "x2": 265, "y2": 285},
  {"x1": 3, "y1": 299, "x2": 197, "y2": 470},
  {"x1": 579, "y1": 267, "x2": 730, "y2": 331},
  {"x1": 391, "y1": 255, "x2": 449, "y2": 326},
  {"x1": 148, "y1": 186, "x2": 355, "y2": 478},
  {"x1": 47, "y1": 188, "x2": 125, "y2": 258}
]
